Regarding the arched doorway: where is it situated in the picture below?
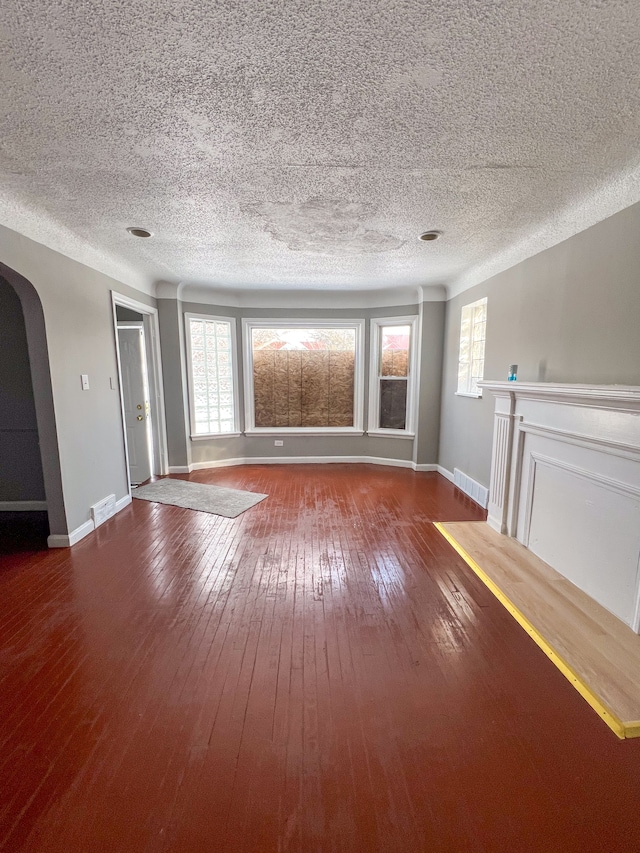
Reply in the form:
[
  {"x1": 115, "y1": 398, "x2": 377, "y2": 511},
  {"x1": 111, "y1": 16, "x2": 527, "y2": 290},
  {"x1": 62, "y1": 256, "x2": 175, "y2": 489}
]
[{"x1": 0, "y1": 262, "x2": 66, "y2": 546}]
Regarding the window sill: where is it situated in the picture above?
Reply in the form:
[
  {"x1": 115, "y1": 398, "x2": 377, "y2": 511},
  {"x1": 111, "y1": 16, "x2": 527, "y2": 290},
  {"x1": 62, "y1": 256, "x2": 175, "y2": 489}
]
[
  {"x1": 190, "y1": 432, "x2": 242, "y2": 441},
  {"x1": 245, "y1": 428, "x2": 365, "y2": 437},
  {"x1": 455, "y1": 391, "x2": 483, "y2": 399},
  {"x1": 367, "y1": 430, "x2": 415, "y2": 439}
]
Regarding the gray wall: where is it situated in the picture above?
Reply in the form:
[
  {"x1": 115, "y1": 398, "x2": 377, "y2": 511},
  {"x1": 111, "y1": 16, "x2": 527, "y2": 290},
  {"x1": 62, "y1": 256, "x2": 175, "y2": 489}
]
[
  {"x1": 414, "y1": 301, "x2": 445, "y2": 466},
  {"x1": 439, "y1": 201, "x2": 640, "y2": 487},
  {"x1": 0, "y1": 224, "x2": 155, "y2": 534},
  {"x1": 0, "y1": 277, "x2": 45, "y2": 501},
  {"x1": 160, "y1": 300, "x2": 445, "y2": 468},
  {"x1": 158, "y1": 298, "x2": 190, "y2": 469}
]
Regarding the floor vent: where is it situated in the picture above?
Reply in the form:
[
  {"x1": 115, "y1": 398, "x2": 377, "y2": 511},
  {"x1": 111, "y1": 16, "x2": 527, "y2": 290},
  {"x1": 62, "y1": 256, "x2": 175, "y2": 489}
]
[
  {"x1": 90, "y1": 494, "x2": 117, "y2": 528},
  {"x1": 453, "y1": 469, "x2": 489, "y2": 509}
]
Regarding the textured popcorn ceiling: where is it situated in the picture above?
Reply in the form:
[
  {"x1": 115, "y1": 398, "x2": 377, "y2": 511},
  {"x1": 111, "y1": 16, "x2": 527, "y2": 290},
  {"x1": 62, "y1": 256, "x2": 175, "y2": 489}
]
[{"x1": 1, "y1": 0, "x2": 639, "y2": 295}]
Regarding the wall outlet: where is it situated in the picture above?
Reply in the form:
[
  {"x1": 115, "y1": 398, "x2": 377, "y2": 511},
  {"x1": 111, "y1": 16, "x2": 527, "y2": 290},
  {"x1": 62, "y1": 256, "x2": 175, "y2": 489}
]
[
  {"x1": 274, "y1": 440, "x2": 284, "y2": 447},
  {"x1": 90, "y1": 494, "x2": 117, "y2": 528}
]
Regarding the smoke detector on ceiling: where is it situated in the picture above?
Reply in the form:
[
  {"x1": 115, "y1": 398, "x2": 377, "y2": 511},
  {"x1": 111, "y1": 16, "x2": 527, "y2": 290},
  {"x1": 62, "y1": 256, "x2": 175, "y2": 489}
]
[
  {"x1": 419, "y1": 230, "x2": 442, "y2": 241},
  {"x1": 126, "y1": 226, "x2": 153, "y2": 238}
]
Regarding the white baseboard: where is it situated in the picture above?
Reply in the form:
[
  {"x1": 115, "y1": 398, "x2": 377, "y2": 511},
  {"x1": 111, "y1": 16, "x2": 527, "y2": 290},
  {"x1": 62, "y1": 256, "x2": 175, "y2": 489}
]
[
  {"x1": 116, "y1": 494, "x2": 132, "y2": 512},
  {"x1": 47, "y1": 492, "x2": 133, "y2": 549},
  {"x1": 171, "y1": 456, "x2": 441, "y2": 473},
  {"x1": 437, "y1": 465, "x2": 454, "y2": 483},
  {"x1": 0, "y1": 500, "x2": 48, "y2": 512},
  {"x1": 48, "y1": 519, "x2": 95, "y2": 549},
  {"x1": 486, "y1": 516, "x2": 503, "y2": 534}
]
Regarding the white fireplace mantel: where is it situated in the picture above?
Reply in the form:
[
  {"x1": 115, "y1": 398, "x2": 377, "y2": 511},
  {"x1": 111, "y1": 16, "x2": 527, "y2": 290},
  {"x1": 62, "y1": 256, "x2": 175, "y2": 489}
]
[
  {"x1": 479, "y1": 381, "x2": 640, "y2": 410},
  {"x1": 478, "y1": 381, "x2": 640, "y2": 631}
]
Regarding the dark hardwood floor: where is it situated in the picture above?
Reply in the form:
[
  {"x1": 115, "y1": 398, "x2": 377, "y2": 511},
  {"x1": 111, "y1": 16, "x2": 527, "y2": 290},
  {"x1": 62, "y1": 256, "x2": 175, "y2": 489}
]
[{"x1": 2, "y1": 465, "x2": 640, "y2": 852}]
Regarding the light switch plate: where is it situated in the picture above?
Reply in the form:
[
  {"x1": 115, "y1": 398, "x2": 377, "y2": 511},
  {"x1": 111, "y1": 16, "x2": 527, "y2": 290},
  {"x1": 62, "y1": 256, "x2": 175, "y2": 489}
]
[{"x1": 81, "y1": 374, "x2": 90, "y2": 390}]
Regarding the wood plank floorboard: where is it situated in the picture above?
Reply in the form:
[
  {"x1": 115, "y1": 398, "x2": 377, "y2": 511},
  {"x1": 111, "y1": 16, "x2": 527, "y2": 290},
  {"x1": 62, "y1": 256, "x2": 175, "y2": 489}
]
[
  {"x1": 2, "y1": 465, "x2": 640, "y2": 852},
  {"x1": 439, "y1": 520, "x2": 640, "y2": 733}
]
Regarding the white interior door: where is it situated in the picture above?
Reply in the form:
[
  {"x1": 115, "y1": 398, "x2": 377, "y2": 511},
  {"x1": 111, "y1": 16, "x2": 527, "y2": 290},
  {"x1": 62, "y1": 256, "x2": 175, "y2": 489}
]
[{"x1": 118, "y1": 326, "x2": 152, "y2": 484}]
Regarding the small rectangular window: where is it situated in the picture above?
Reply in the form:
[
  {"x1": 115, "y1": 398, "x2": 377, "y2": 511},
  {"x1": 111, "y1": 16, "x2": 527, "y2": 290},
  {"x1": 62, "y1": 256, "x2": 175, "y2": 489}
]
[
  {"x1": 457, "y1": 297, "x2": 487, "y2": 396},
  {"x1": 185, "y1": 314, "x2": 239, "y2": 437},
  {"x1": 368, "y1": 316, "x2": 418, "y2": 435}
]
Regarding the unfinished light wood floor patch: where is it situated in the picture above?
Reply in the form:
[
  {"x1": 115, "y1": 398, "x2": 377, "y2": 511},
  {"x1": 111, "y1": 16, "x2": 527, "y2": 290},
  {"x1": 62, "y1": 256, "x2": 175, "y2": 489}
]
[
  {"x1": 3, "y1": 466, "x2": 640, "y2": 853},
  {"x1": 437, "y1": 521, "x2": 640, "y2": 738}
]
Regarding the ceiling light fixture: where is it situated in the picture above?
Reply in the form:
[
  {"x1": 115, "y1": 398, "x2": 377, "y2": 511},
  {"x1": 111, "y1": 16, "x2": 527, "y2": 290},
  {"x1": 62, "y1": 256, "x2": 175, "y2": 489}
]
[
  {"x1": 126, "y1": 226, "x2": 153, "y2": 238},
  {"x1": 419, "y1": 230, "x2": 442, "y2": 241}
]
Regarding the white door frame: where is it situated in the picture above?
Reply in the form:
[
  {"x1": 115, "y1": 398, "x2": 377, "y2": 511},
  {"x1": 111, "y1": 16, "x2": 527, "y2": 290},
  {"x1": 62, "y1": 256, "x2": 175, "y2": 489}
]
[{"x1": 111, "y1": 292, "x2": 168, "y2": 498}]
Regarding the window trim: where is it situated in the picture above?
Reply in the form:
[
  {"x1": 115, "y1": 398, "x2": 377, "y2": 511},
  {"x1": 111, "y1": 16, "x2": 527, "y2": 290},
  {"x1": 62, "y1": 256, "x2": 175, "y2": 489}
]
[
  {"x1": 367, "y1": 315, "x2": 419, "y2": 437},
  {"x1": 241, "y1": 318, "x2": 366, "y2": 435},
  {"x1": 184, "y1": 312, "x2": 240, "y2": 439},
  {"x1": 456, "y1": 297, "x2": 487, "y2": 398}
]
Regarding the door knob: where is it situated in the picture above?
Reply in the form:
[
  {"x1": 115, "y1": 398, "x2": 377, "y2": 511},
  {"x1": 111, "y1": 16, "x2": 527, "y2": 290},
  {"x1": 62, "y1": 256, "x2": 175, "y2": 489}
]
[{"x1": 137, "y1": 415, "x2": 144, "y2": 421}]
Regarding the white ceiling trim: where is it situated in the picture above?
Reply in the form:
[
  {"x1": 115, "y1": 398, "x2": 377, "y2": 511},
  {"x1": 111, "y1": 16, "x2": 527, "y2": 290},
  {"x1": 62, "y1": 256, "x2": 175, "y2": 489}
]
[
  {"x1": 0, "y1": 190, "x2": 155, "y2": 295},
  {"x1": 174, "y1": 283, "x2": 445, "y2": 308},
  {"x1": 448, "y1": 161, "x2": 640, "y2": 299}
]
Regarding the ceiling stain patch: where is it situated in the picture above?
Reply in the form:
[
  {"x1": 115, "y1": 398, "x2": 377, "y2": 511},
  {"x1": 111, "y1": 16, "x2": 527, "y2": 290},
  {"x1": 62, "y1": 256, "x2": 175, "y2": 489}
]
[{"x1": 246, "y1": 199, "x2": 405, "y2": 255}]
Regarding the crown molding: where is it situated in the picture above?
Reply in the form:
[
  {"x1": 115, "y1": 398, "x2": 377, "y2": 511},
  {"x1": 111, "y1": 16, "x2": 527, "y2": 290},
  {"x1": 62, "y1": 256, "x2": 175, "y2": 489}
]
[
  {"x1": 155, "y1": 280, "x2": 185, "y2": 300},
  {"x1": 159, "y1": 283, "x2": 446, "y2": 308},
  {"x1": 447, "y1": 162, "x2": 640, "y2": 299},
  {"x1": 0, "y1": 192, "x2": 154, "y2": 295}
]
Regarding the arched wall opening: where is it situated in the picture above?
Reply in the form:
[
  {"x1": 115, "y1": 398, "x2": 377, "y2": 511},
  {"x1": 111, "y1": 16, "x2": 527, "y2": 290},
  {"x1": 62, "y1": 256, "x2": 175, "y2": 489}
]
[{"x1": 0, "y1": 262, "x2": 67, "y2": 539}]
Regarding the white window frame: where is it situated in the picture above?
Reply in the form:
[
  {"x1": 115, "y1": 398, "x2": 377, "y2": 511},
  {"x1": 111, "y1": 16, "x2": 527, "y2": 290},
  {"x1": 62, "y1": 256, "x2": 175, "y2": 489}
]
[
  {"x1": 242, "y1": 318, "x2": 365, "y2": 435},
  {"x1": 185, "y1": 313, "x2": 241, "y2": 439},
  {"x1": 367, "y1": 315, "x2": 419, "y2": 438},
  {"x1": 456, "y1": 297, "x2": 487, "y2": 398}
]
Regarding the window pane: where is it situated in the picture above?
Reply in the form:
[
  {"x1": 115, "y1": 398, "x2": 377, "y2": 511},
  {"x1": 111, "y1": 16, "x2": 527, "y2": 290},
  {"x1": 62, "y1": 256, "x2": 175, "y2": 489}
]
[
  {"x1": 457, "y1": 298, "x2": 487, "y2": 394},
  {"x1": 460, "y1": 312, "x2": 471, "y2": 343},
  {"x1": 472, "y1": 338, "x2": 485, "y2": 360},
  {"x1": 473, "y1": 301, "x2": 487, "y2": 324},
  {"x1": 252, "y1": 327, "x2": 356, "y2": 352},
  {"x1": 379, "y1": 379, "x2": 407, "y2": 429},
  {"x1": 251, "y1": 326, "x2": 356, "y2": 428},
  {"x1": 471, "y1": 359, "x2": 484, "y2": 377},
  {"x1": 189, "y1": 317, "x2": 236, "y2": 435},
  {"x1": 380, "y1": 325, "x2": 410, "y2": 377},
  {"x1": 458, "y1": 361, "x2": 470, "y2": 389}
]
